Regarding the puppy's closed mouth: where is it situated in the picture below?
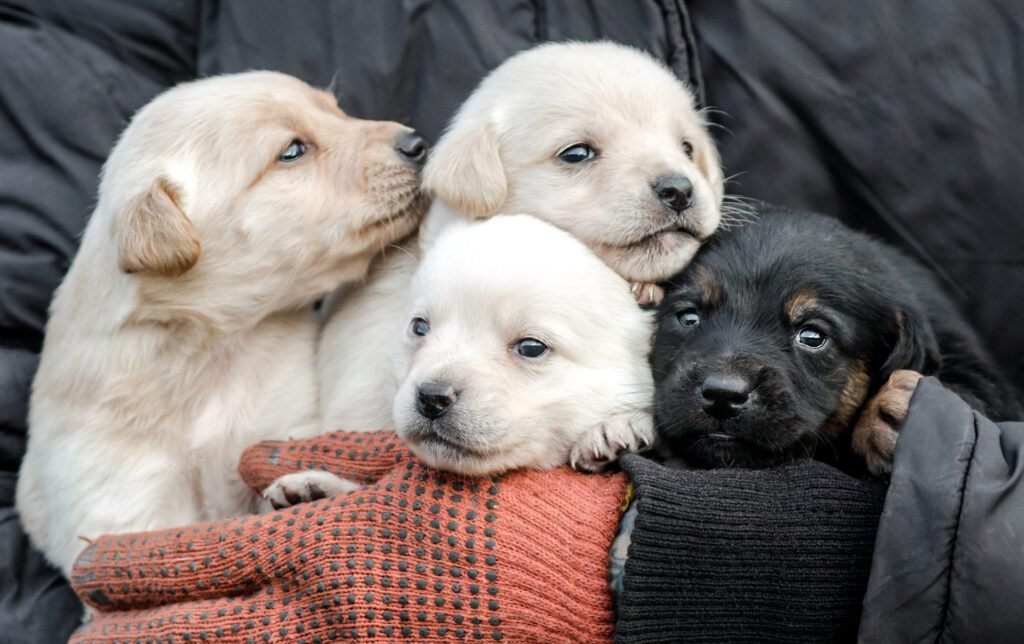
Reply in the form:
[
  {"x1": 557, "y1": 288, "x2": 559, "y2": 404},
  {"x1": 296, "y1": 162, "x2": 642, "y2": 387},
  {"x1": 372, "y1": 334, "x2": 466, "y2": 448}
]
[
  {"x1": 616, "y1": 223, "x2": 706, "y2": 250},
  {"x1": 407, "y1": 426, "x2": 491, "y2": 459},
  {"x1": 362, "y1": 191, "x2": 428, "y2": 231},
  {"x1": 705, "y1": 431, "x2": 737, "y2": 442}
]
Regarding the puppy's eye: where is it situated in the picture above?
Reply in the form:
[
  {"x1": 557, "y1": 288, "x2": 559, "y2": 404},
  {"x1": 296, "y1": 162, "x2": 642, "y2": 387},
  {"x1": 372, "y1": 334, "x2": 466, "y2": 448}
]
[
  {"x1": 278, "y1": 140, "x2": 307, "y2": 163},
  {"x1": 682, "y1": 140, "x2": 694, "y2": 158},
  {"x1": 675, "y1": 308, "x2": 700, "y2": 328},
  {"x1": 796, "y1": 326, "x2": 827, "y2": 349},
  {"x1": 514, "y1": 338, "x2": 548, "y2": 358},
  {"x1": 410, "y1": 317, "x2": 430, "y2": 337},
  {"x1": 557, "y1": 143, "x2": 596, "y2": 164}
]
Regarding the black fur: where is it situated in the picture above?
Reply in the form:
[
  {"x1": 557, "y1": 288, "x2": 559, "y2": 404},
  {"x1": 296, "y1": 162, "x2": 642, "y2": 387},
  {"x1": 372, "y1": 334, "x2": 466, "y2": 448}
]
[{"x1": 652, "y1": 206, "x2": 1022, "y2": 469}]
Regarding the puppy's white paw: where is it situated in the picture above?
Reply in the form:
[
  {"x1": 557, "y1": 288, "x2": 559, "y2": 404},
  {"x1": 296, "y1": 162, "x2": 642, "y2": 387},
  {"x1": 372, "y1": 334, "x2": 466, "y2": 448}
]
[
  {"x1": 630, "y1": 282, "x2": 665, "y2": 309},
  {"x1": 570, "y1": 412, "x2": 655, "y2": 472},
  {"x1": 261, "y1": 471, "x2": 361, "y2": 510}
]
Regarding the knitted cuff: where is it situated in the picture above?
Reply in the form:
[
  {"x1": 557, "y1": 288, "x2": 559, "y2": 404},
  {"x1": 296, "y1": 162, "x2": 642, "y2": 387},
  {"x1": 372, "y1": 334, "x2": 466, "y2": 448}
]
[
  {"x1": 494, "y1": 466, "x2": 629, "y2": 642},
  {"x1": 616, "y1": 456, "x2": 886, "y2": 643},
  {"x1": 238, "y1": 431, "x2": 409, "y2": 491}
]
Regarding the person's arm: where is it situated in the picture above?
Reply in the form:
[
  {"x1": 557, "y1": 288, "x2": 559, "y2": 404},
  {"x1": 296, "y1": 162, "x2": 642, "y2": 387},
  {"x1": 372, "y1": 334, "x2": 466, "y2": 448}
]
[
  {"x1": 859, "y1": 376, "x2": 1024, "y2": 642},
  {"x1": 616, "y1": 455, "x2": 886, "y2": 643},
  {"x1": 71, "y1": 439, "x2": 629, "y2": 642}
]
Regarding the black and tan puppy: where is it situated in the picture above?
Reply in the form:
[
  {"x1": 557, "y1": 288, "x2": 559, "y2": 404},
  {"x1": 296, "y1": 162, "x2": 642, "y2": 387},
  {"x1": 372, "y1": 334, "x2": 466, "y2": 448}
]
[{"x1": 652, "y1": 206, "x2": 1022, "y2": 474}]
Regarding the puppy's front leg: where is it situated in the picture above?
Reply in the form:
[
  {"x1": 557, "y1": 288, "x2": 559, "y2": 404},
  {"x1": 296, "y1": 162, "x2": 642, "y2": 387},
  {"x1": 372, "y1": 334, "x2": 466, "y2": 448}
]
[
  {"x1": 851, "y1": 370, "x2": 923, "y2": 476},
  {"x1": 260, "y1": 471, "x2": 362, "y2": 511},
  {"x1": 570, "y1": 411, "x2": 656, "y2": 472}
]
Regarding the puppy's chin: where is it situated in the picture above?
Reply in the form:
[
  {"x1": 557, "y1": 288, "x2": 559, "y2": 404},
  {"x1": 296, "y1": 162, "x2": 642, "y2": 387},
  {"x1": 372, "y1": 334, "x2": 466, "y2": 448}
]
[
  {"x1": 659, "y1": 425, "x2": 803, "y2": 469},
  {"x1": 356, "y1": 189, "x2": 428, "y2": 243},
  {"x1": 599, "y1": 232, "x2": 702, "y2": 283},
  {"x1": 396, "y1": 417, "x2": 503, "y2": 477},
  {"x1": 594, "y1": 198, "x2": 718, "y2": 282}
]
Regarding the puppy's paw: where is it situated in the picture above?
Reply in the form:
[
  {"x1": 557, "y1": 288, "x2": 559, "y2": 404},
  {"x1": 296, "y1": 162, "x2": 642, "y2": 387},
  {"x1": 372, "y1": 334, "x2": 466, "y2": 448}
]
[
  {"x1": 570, "y1": 412, "x2": 655, "y2": 472},
  {"x1": 630, "y1": 282, "x2": 665, "y2": 309},
  {"x1": 851, "y1": 370, "x2": 923, "y2": 477},
  {"x1": 261, "y1": 471, "x2": 361, "y2": 510}
]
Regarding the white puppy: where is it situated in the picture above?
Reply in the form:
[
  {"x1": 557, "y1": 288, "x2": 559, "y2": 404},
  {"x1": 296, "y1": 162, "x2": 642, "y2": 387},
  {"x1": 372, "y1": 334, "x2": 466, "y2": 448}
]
[
  {"x1": 319, "y1": 41, "x2": 723, "y2": 448},
  {"x1": 394, "y1": 215, "x2": 655, "y2": 475},
  {"x1": 16, "y1": 71, "x2": 428, "y2": 576}
]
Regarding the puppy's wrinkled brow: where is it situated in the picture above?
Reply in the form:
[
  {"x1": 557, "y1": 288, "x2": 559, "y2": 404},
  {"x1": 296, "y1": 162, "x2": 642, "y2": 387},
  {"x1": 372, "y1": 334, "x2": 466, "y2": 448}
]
[{"x1": 784, "y1": 289, "x2": 818, "y2": 323}]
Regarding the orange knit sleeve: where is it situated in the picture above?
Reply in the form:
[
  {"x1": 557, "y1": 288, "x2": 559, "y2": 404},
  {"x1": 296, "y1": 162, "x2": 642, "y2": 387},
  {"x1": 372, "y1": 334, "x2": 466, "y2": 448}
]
[{"x1": 71, "y1": 457, "x2": 628, "y2": 643}]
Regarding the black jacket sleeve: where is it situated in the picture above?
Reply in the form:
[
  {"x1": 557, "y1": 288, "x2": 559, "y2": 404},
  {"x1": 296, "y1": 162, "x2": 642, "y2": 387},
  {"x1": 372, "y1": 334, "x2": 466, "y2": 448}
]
[{"x1": 859, "y1": 377, "x2": 1024, "y2": 643}]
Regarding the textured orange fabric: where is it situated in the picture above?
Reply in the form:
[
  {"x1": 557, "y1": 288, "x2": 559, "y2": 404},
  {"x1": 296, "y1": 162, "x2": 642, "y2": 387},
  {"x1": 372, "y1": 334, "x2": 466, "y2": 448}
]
[{"x1": 70, "y1": 431, "x2": 628, "y2": 643}]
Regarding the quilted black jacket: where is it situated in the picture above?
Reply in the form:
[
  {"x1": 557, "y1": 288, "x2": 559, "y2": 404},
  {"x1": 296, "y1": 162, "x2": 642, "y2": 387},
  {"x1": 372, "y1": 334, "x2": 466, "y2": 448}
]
[{"x1": 1, "y1": 1, "x2": 1022, "y2": 641}]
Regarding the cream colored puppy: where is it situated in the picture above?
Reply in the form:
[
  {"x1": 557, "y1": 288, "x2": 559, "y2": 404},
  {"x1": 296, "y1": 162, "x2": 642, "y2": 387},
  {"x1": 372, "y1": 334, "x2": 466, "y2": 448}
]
[
  {"x1": 319, "y1": 41, "x2": 723, "y2": 447},
  {"x1": 16, "y1": 71, "x2": 428, "y2": 576},
  {"x1": 392, "y1": 215, "x2": 655, "y2": 475}
]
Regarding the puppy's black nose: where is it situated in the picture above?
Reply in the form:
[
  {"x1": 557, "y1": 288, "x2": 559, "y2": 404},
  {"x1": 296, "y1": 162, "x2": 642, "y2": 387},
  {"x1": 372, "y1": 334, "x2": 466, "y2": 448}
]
[
  {"x1": 396, "y1": 131, "x2": 428, "y2": 165},
  {"x1": 653, "y1": 175, "x2": 694, "y2": 213},
  {"x1": 700, "y1": 374, "x2": 751, "y2": 419},
  {"x1": 416, "y1": 382, "x2": 456, "y2": 420}
]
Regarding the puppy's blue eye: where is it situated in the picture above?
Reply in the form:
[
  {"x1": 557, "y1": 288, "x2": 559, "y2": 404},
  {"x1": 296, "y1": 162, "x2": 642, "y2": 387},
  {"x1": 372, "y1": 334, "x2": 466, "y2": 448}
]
[
  {"x1": 557, "y1": 143, "x2": 596, "y2": 164},
  {"x1": 676, "y1": 308, "x2": 700, "y2": 327},
  {"x1": 796, "y1": 326, "x2": 827, "y2": 349},
  {"x1": 515, "y1": 338, "x2": 548, "y2": 358},
  {"x1": 278, "y1": 140, "x2": 306, "y2": 162},
  {"x1": 411, "y1": 317, "x2": 430, "y2": 337}
]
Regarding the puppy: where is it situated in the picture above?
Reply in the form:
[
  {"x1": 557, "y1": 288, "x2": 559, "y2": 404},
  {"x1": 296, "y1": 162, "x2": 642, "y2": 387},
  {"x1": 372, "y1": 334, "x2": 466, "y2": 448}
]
[
  {"x1": 651, "y1": 207, "x2": 1022, "y2": 474},
  {"x1": 392, "y1": 215, "x2": 655, "y2": 475},
  {"x1": 319, "y1": 41, "x2": 723, "y2": 443},
  {"x1": 16, "y1": 71, "x2": 428, "y2": 576},
  {"x1": 266, "y1": 214, "x2": 654, "y2": 505}
]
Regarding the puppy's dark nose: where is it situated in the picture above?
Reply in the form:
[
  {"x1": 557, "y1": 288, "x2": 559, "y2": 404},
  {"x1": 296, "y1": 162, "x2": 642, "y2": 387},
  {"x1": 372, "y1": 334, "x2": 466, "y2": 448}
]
[
  {"x1": 653, "y1": 175, "x2": 694, "y2": 213},
  {"x1": 395, "y1": 131, "x2": 428, "y2": 165},
  {"x1": 700, "y1": 374, "x2": 751, "y2": 419},
  {"x1": 416, "y1": 382, "x2": 456, "y2": 420}
]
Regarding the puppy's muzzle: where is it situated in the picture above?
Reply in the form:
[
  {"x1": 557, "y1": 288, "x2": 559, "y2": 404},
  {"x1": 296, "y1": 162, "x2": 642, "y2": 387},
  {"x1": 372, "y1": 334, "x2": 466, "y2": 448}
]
[
  {"x1": 653, "y1": 174, "x2": 694, "y2": 214},
  {"x1": 395, "y1": 130, "x2": 428, "y2": 166},
  {"x1": 700, "y1": 373, "x2": 752, "y2": 420},
  {"x1": 416, "y1": 382, "x2": 457, "y2": 420}
]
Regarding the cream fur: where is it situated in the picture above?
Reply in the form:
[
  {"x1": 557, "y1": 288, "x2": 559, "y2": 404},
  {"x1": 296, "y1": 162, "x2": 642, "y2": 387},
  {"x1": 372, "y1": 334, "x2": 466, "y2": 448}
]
[
  {"x1": 392, "y1": 215, "x2": 654, "y2": 475},
  {"x1": 16, "y1": 71, "x2": 427, "y2": 576},
  {"x1": 319, "y1": 41, "x2": 721, "y2": 442}
]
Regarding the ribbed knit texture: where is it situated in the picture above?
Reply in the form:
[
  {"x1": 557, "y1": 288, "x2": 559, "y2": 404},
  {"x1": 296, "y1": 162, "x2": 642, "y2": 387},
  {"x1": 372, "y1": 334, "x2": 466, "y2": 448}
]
[
  {"x1": 70, "y1": 431, "x2": 628, "y2": 643},
  {"x1": 615, "y1": 455, "x2": 886, "y2": 644}
]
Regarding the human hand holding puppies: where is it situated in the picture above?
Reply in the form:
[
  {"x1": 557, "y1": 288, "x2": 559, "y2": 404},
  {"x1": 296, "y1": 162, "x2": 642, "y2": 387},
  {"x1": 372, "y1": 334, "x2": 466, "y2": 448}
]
[{"x1": 70, "y1": 431, "x2": 628, "y2": 643}]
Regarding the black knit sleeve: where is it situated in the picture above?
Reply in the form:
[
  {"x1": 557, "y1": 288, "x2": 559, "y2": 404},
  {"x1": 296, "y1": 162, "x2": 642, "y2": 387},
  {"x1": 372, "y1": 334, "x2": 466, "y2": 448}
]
[{"x1": 616, "y1": 456, "x2": 885, "y2": 643}]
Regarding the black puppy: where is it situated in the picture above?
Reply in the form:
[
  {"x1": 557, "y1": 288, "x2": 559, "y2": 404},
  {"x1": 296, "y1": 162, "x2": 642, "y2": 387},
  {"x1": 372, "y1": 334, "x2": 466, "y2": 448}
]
[{"x1": 652, "y1": 206, "x2": 1021, "y2": 473}]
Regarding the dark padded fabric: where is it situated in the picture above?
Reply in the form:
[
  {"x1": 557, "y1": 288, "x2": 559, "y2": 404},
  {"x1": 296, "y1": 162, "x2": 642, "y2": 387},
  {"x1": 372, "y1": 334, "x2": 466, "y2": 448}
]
[
  {"x1": 859, "y1": 377, "x2": 1024, "y2": 642},
  {"x1": 194, "y1": 0, "x2": 696, "y2": 143}
]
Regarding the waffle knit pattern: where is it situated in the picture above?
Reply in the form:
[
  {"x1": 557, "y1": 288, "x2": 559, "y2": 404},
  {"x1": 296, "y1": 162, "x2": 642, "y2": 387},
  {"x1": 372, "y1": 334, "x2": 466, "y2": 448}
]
[
  {"x1": 70, "y1": 431, "x2": 628, "y2": 643},
  {"x1": 615, "y1": 454, "x2": 886, "y2": 643}
]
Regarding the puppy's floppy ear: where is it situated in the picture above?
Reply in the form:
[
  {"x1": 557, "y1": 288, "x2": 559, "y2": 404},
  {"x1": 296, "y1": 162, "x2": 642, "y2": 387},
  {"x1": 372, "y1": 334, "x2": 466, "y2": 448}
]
[
  {"x1": 880, "y1": 308, "x2": 940, "y2": 382},
  {"x1": 692, "y1": 127, "x2": 724, "y2": 207},
  {"x1": 423, "y1": 114, "x2": 507, "y2": 218},
  {"x1": 116, "y1": 177, "x2": 200, "y2": 277}
]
